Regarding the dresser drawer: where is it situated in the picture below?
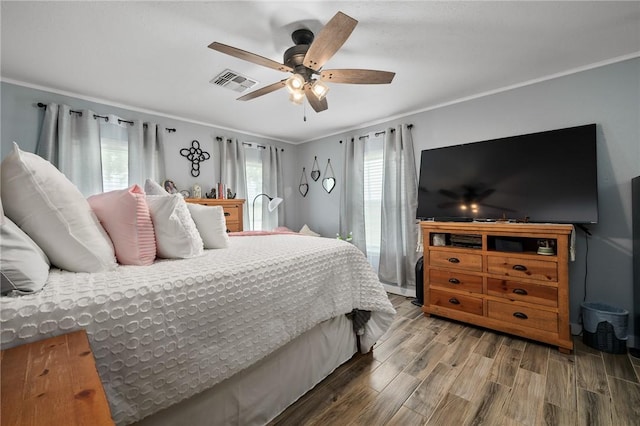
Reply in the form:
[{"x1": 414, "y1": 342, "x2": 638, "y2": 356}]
[
  {"x1": 430, "y1": 288, "x2": 483, "y2": 316},
  {"x1": 487, "y1": 300, "x2": 558, "y2": 332},
  {"x1": 487, "y1": 256, "x2": 557, "y2": 282},
  {"x1": 429, "y1": 251, "x2": 482, "y2": 272},
  {"x1": 487, "y1": 278, "x2": 557, "y2": 307},
  {"x1": 430, "y1": 269, "x2": 483, "y2": 294},
  {"x1": 224, "y1": 220, "x2": 241, "y2": 233},
  {"x1": 221, "y1": 205, "x2": 240, "y2": 222}
]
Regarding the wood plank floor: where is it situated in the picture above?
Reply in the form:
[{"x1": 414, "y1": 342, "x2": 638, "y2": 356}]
[{"x1": 270, "y1": 294, "x2": 640, "y2": 426}]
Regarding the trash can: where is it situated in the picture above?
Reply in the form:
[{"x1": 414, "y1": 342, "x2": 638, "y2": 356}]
[{"x1": 581, "y1": 302, "x2": 629, "y2": 354}]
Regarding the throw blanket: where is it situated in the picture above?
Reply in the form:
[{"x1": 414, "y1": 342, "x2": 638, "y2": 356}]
[{"x1": 0, "y1": 235, "x2": 395, "y2": 425}]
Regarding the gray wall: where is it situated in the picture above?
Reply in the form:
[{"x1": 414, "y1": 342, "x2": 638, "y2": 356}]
[
  {"x1": 3, "y1": 58, "x2": 639, "y2": 345},
  {"x1": 294, "y1": 58, "x2": 640, "y2": 345},
  {"x1": 0, "y1": 81, "x2": 299, "y2": 227}
]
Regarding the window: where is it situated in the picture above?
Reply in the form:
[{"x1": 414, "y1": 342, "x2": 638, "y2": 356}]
[
  {"x1": 244, "y1": 146, "x2": 263, "y2": 230},
  {"x1": 363, "y1": 135, "x2": 384, "y2": 272},
  {"x1": 99, "y1": 121, "x2": 129, "y2": 192}
]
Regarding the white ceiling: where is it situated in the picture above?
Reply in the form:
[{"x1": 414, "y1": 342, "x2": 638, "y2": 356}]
[{"x1": 2, "y1": 1, "x2": 639, "y2": 144}]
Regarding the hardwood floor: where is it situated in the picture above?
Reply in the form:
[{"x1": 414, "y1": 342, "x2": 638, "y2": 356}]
[{"x1": 270, "y1": 294, "x2": 640, "y2": 426}]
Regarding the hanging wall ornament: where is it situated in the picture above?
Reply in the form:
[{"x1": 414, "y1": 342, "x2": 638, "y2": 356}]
[
  {"x1": 180, "y1": 140, "x2": 210, "y2": 177},
  {"x1": 299, "y1": 167, "x2": 309, "y2": 197},
  {"x1": 322, "y1": 159, "x2": 336, "y2": 194},
  {"x1": 310, "y1": 156, "x2": 321, "y2": 181}
]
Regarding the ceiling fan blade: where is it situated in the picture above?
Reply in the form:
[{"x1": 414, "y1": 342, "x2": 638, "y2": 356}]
[
  {"x1": 304, "y1": 84, "x2": 328, "y2": 112},
  {"x1": 208, "y1": 42, "x2": 293, "y2": 73},
  {"x1": 237, "y1": 80, "x2": 287, "y2": 101},
  {"x1": 320, "y1": 69, "x2": 395, "y2": 84},
  {"x1": 303, "y1": 11, "x2": 357, "y2": 71}
]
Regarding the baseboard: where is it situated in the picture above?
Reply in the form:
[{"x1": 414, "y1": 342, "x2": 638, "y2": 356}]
[{"x1": 382, "y1": 284, "x2": 416, "y2": 298}]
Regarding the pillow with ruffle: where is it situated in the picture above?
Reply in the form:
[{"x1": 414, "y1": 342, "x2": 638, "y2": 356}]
[
  {"x1": 0, "y1": 142, "x2": 116, "y2": 272},
  {"x1": 186, "y1": 203, "x2": 229, "y2": 249},
  {"x1": 145, "y1": 194, "x2": 204, "y2": 259},
  {"x1": 88, "y1": 185, "x2": 156, "y2": 265}
]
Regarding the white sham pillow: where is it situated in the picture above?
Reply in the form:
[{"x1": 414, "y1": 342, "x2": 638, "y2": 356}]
[
  {"x1": 0, "y1": 142, "x2": 116, "y2": 272},
  {"x1": 186, "y1": 203, "x2": 229, "y2": 249},
  {"x1": 1, "y1": 214, "x2": 51, "y2": 295},
  {"x1": 144, "y1": 178, "x2": 167, "y2": 195},
  {"x1": 146, "y1": 194, "x2": 204, "y2": 259}
]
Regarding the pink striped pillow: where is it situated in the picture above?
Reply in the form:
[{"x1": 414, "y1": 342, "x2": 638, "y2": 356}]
[{"x1": 88, "y1": 185, "x2": 156, "y2": 265}]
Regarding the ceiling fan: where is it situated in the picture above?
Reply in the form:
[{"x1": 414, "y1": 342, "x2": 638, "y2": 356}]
[{"x1": 208, "y1": 11, "x2": 395, "y2": 113}]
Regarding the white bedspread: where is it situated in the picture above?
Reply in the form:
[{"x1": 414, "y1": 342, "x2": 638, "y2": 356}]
[{"x1": 0, "y1": 235, "x2": 395, "y2": 425}]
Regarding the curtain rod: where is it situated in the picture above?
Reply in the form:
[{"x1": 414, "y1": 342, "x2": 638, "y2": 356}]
[
  {"x1": 243, "y1": 142, "x2": 266, "y2": 150},
  {"x1": 355, "y1": 124, "x2": 413, "y2": 141},
  {"x1": 37, "y1": 102, "x2": 176, "y2": 133},
  {"x1": 216, "y1": 136, "x2": 284, "y2": 152}
]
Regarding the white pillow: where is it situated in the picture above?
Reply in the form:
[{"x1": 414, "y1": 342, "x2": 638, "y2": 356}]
[
  {"x1": 186, "y1": 203, "x2": 229, "y2": 249},
  {"x1": 1, "y1": 214, "x2": 50, "y2": 294},
  {"x1": 145, "y1": 178, "x2": 167, "y2": 195},
  {"x1": 299, "y1": 224, "x2": 321, "y2": 237},
  {"x1": 0, "y1": 142, "x2": 116, "y2": 272},
  {"x1": 146, "y1": 194, "x2": 204, "y2": 259}
]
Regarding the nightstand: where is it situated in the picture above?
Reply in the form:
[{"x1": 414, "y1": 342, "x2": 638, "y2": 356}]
[{"x1": 1, "y1": 330, "x2": 113, "y2": 425}]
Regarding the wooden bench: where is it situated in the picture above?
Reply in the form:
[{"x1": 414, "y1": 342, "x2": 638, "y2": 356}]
[{"x1": 1, "y1": 329, "x2": 113, "y2": 425}]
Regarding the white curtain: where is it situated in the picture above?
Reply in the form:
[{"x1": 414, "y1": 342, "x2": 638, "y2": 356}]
[
  {"x1": 379, "y1": 124, "x2": 419, "y2": 288},
  {"x1": 261, "y1": 145, "x2": 285, "y2": 230},
  {"x1": 37, "y1": 103, "x2": 103, "y2": 196},
  {"x1": 219, "y1": 138, "x2": 249, "y2": 229},
  {"x1": 339, "y1": 137, "x2": 367, "y2": 253},
  {"x1": 128, "y1": 121, "x2": 166, "y2": 186},
  {"x1": 37, "y1": 103, "x2": 166, "y2": 195}
]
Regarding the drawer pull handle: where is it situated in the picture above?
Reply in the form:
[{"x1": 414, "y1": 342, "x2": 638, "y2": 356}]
[
  {"x1": 448, "y1": 257, "x2": 460, "y2": 264},
  {"x1": 448, "y1": 278, "x2": 460, "y2": 285},
  {"x1": 512, "y1": 264, "x2": 527, "y2": 271},
  {"x1": 512, "y1": 288, "x2": 528, "y2": 295},
  {"x1": 448, "y1": 298, "x2": 460, "y2": 305},
  {"x1": 224, "y1": 212, "x2": 231, "y2": 217},
  {"x1": 513, "y1": 312, "x2": 528, "y2": 320}
]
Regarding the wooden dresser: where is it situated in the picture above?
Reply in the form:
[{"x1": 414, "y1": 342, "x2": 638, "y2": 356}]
[
  {"x1": 420, "y1": 221, "x2": 574, "y2": 353},
  {"x1": 1, "y1": 330, "x2": 113, "y2": 425},
  {"x1": 185, "y1": 198, "x2": 245, "y2": 232}
]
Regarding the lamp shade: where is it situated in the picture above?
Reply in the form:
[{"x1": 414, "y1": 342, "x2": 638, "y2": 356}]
[
  {"x1": 268, "y1": 196, "x2": 283, "y2": 212},
  {"x1": 310, "y1": 80, "x2": 329, "y2": 100},
  {"x1": 285, "y1": 74, "x2": 305, "y2": 93},
  {"x1": 252, "y1": 193, "x2": 284, "y2": 230}
]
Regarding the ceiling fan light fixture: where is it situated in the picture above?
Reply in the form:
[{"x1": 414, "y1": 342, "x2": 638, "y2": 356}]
[
  {"x1": 289, "y1": 89, "x2": 305, "y2": 105},
  {"x1": 285, "y1": 74, "x2": 305, "y2": 93},
  {"x1": 310, "y1": 80, "x2": 330, "y2": 100}
]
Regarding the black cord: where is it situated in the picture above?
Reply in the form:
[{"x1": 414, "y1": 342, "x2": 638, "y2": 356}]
[
  {"x1": 573, "y1": 226, "x2": 590, "y2": 335},
  {"x1": 583, "y1": 228, "x2": 590, "y2": 302}
]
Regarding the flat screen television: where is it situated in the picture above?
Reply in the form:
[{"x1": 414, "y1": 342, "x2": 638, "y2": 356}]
[{"x1": 416, "y1": 124, "x2": 598, "y2": 224}]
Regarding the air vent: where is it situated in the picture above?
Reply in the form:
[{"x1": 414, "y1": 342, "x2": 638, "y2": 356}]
[{"x1": 210, "y1": 69, "x2": 258, "y2": 93}]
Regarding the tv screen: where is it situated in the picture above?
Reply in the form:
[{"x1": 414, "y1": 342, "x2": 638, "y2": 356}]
[{"x1": 416, "y1": 124, "x2": 598, "y2": 224}]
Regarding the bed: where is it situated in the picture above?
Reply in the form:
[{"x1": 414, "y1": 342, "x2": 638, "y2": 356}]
[{"x1": 0, "y1": 233, "x2": 396, "y2": 425}]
